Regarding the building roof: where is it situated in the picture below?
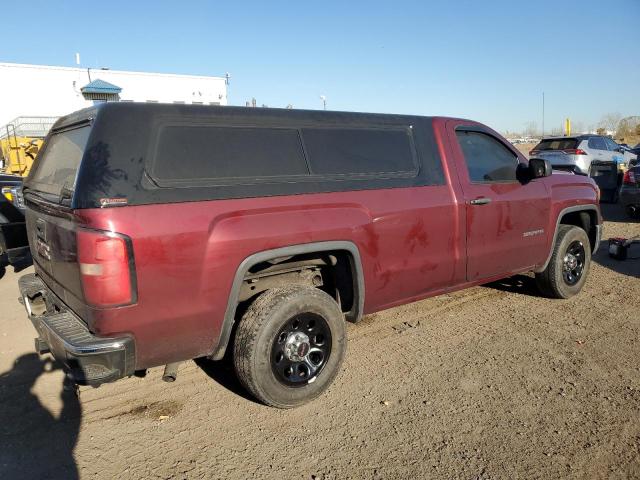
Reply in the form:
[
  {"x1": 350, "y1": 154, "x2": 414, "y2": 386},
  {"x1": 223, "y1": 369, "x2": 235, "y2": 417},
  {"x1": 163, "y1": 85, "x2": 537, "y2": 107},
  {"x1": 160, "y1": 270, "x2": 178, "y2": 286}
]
[{"x1": 80, "y1": 79, "x2": 122, "y2": 94}]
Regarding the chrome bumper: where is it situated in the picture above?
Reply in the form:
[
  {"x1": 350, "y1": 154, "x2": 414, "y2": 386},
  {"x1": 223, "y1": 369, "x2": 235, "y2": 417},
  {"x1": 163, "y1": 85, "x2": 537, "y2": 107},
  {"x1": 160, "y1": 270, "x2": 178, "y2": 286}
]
[{"x1": 18, "y1": 273, "x2": 135, "y2": 385}]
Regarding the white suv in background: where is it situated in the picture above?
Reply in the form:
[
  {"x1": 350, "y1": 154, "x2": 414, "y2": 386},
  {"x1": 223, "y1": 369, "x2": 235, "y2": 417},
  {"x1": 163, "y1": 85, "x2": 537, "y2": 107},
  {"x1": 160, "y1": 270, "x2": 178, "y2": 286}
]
[{"x1": 530, "y1": 135, "x2": 628, "y2": 175}]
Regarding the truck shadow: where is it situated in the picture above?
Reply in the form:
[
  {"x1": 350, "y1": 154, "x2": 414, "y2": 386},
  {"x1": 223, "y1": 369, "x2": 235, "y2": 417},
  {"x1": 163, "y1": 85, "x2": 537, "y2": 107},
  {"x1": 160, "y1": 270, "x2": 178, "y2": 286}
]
[
  {"x1": 0, "y1": 353, "x2": 81, "y2": 479},
  {"x1": 592, "y1": 243, "x2": 640, "y2": 279},
  {"x1": 484, "y1": 274, "x2": 541, "y2": 297},
  {"x1": 194, "y1": 357, "x2": 261, "y2": 405}
]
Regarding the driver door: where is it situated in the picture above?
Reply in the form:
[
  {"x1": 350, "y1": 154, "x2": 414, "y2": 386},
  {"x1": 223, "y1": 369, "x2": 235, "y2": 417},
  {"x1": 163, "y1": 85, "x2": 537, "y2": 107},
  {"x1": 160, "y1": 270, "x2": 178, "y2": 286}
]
[{"x1": 446, "y1": 121, "x2": 551, "y2": 281}]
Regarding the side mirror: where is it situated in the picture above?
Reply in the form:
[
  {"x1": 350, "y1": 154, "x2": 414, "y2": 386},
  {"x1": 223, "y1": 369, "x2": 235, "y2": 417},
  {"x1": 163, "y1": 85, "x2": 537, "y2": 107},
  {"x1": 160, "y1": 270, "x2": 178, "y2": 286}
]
[{"x1": 528, "y1": 158, "x2": 552, "y2": 178}]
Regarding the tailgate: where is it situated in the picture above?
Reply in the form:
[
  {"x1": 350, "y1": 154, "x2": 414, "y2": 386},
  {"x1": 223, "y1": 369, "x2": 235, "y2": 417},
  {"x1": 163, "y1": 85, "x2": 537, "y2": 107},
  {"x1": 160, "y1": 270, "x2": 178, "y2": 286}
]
[{"x1": 25, "y1": 199, "x2": 84, "y2": 310}]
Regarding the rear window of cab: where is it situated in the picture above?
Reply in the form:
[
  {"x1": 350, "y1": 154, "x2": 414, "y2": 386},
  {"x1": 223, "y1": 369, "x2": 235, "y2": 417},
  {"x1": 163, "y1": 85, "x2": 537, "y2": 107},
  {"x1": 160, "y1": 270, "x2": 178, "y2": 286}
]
[{"x1": 534, "y1": 138, "x2": 579, "y2": 151}]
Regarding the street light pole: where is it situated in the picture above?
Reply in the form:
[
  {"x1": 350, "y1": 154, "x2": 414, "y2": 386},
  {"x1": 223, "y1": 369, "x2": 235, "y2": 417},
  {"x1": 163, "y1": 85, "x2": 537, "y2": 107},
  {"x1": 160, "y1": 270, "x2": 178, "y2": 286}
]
[{"x1": 542, "y1": 91, "x2": 545, "y2": 137}]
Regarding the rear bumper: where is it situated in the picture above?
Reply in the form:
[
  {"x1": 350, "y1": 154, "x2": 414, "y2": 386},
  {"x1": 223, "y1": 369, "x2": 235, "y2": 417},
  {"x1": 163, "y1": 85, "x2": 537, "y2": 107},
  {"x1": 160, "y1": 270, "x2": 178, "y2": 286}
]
[{"x1": 18, "y1": 273, "x2": 135, "y2": 385}]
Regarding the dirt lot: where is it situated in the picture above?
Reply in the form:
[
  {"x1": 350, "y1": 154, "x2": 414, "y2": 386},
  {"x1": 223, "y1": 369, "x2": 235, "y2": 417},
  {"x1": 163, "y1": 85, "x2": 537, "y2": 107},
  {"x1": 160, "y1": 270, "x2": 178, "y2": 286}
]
[{"x1": 1, "y1": 204, "x2": 638, "y2": 480}]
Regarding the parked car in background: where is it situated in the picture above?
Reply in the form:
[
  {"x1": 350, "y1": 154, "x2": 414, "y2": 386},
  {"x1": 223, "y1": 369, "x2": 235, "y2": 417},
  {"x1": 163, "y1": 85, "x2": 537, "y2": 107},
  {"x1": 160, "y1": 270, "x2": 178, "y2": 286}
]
[
  {"x1": 0, "y1": 174, "x2": 29, "y2": 268},
  {"x1": 19, "y1": 103, "x2": 602, "y2": 408},
  {"x1": 621, "y1": 164, "x2": 640, "y2": 218},
  {"x1": 626, "y1": 145, "x2": 640, "y2": 167},
  {"x1": 530, "y1": 135, "x2": 628, "y2": 175}
]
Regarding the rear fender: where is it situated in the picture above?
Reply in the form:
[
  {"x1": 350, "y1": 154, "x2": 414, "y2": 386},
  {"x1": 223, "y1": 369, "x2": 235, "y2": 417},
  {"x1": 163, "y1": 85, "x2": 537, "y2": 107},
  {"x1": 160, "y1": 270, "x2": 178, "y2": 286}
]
[{"x1": 210, "y1": 240, "x2": 364, "y2": 360}]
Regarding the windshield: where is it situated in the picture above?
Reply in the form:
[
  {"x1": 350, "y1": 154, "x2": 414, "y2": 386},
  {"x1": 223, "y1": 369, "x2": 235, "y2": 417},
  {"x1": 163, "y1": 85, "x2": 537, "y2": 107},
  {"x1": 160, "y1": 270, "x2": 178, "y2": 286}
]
[
  {"x1": 534, "y1": 138, "x2": 578, "y2": 151},
  {"x1": 29, "y1": 126, "x2": 90, "y2": 199}
]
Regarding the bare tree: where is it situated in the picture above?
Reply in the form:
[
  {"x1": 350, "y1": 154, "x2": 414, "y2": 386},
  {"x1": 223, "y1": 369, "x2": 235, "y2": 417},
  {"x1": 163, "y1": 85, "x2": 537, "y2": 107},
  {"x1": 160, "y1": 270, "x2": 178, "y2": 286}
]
[
  {"x1": 615, "y1": 116, "x2": 640, "y2": 141},
  {"x1": 598, "y1": 112, "x2": 622, "y2": 134}
]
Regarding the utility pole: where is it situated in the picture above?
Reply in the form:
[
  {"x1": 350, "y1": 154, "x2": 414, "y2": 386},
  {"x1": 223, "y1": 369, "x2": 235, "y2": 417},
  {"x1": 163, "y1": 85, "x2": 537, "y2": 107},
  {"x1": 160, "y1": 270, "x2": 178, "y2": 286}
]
[{"x1": 542, "y1": 91, "x2": 545, "y2": 138}]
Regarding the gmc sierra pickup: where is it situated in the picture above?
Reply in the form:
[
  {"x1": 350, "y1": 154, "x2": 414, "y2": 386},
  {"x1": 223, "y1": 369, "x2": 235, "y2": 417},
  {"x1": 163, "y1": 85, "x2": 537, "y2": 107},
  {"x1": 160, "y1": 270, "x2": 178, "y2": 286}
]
[{"x1": 18, "y1": 103, "x2": 601, "y2": 407}]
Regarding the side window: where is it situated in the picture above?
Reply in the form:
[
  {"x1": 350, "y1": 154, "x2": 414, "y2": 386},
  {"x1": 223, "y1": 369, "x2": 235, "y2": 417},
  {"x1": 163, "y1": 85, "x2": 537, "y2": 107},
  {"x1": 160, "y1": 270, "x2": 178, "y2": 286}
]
[
  {"x1": 588, "y1": 137, "x2": 607, "y2": 150},
  {"x1": 455, "y1": 130, "x2": 518, "y2": 182},
  {"x1": 605, "y1": 138, "x2": 619, "y2": 151},
  {"x1": 152, "y1": 126, "x2": 309, "y2": 181},
  {"x1": 301, "y1": 128, "x2": 417, "y2": 176}
]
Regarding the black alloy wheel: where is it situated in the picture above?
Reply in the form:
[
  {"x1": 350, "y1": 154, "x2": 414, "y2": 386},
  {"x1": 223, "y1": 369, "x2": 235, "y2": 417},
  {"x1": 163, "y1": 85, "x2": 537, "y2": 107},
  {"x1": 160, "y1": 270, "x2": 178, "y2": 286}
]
[
  {"x1": 270, "y1": 312, "x2": 332, "y2": 386},
  {"x1": 562, "y1": 240, "x2": 585, "y2": 286}
]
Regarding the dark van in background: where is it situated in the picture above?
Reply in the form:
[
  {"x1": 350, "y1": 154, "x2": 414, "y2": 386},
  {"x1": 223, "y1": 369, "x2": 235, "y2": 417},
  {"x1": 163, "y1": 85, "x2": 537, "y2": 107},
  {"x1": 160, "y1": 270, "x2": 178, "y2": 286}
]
[
  {"x1": 19, "y1": 103, "x2": 601, "y2": 408},
  {"x1": 1, "y1": 173, "x2": 29, "y2": 269}
]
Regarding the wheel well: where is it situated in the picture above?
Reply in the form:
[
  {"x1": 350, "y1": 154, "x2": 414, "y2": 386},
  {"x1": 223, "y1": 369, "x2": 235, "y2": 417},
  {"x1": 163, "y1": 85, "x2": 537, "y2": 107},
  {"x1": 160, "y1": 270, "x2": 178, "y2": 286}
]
[
  {"x1": 237, "y1": 250, "x2": 358, "y2": 322},
  {"x1": 559, "y1": 209, "x2": 597, "y2": 251}
]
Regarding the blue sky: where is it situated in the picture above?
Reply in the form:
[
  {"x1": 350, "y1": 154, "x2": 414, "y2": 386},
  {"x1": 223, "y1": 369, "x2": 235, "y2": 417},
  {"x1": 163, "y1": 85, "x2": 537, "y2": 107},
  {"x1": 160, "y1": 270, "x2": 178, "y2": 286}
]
[{"x1": 1, "y1": 0, "x2": 638, "y2": 133}]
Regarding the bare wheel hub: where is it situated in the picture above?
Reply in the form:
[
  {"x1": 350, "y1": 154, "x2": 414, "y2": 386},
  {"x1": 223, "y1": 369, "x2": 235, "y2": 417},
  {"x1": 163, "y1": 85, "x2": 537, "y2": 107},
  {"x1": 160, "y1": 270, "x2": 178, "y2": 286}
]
[{"x1": 284, "y1": 331, "x2": 311, "y2": 362}]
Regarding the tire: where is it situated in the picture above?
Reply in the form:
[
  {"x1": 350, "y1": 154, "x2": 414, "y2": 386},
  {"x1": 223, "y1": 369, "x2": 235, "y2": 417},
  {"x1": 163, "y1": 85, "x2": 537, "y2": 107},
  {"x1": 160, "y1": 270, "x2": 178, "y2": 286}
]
[
  {"x1": 535, "y1": 225, "x2": 591, "y2": 299},
  {"x1": 233, "y1": 286, "x2": 346, "y2": 408},
  {"x1": 625, "y1": 205, "x2": 640, "y2": 219}
]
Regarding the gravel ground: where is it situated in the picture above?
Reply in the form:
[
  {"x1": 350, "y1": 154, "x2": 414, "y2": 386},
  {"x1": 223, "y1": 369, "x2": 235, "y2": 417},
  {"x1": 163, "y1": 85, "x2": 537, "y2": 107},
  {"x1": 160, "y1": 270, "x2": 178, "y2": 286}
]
[{"x1": 0, "y1": 204, "x2": 638, "y2": 480}]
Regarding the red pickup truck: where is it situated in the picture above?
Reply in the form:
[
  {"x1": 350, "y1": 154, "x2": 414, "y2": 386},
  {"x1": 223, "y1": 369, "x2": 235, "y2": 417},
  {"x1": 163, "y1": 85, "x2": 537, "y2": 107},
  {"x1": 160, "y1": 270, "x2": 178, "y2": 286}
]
[{"x1": 19, "y1": 104, "x2": 601, "y2": 408}]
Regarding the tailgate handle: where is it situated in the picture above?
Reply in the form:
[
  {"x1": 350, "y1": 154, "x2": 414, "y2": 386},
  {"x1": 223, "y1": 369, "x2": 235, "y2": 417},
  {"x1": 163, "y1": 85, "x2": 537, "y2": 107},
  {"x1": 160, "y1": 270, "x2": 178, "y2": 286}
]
[{"x1": 469, "y1": 197, "x2": 492, "y2": 206}]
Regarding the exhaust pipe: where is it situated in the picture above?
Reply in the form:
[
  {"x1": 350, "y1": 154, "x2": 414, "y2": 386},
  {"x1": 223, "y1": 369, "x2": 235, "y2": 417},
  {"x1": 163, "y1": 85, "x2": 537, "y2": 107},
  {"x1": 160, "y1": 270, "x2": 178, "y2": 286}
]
[{"x1": 162, "y1": 362, "x2": 181, "y2": 382}]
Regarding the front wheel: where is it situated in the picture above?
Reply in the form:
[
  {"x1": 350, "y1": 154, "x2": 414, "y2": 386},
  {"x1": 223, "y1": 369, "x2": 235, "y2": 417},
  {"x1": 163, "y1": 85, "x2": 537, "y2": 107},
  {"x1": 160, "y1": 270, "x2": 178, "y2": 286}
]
[
  {"x1": 535, "y1": 225, "x2": 591, "y2": 299},
  {"x1": 233, "y1": 286, "x2": 346, "y2": 408}
]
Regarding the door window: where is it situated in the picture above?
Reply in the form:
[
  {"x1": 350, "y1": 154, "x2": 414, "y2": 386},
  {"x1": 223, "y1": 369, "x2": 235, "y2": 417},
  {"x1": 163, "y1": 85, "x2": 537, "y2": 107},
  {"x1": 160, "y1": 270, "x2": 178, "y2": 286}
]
[
  {"x1": 455, "y1": 130, "x2": 518, "y2": 183},
  {"x1": 604, "y1": 138, "x2": 619, "y2": 151},
  {"x1": 588, "y1": 137, "x2": 607, "y2": 150}
]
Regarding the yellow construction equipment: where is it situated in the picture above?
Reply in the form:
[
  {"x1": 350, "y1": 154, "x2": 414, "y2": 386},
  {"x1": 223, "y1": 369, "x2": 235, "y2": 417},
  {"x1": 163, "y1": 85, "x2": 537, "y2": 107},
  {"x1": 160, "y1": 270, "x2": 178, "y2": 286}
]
[
  {"x1": 0, "y1": 136, "x2": 43, "y2": 177},
  {"x1": 0, "y1": 117, "x2": 57, "y2": 177}
]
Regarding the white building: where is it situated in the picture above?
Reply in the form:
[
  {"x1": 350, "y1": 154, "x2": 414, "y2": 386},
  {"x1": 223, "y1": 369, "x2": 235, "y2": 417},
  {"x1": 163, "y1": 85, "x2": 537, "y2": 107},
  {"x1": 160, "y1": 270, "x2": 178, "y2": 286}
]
[{"x1": 0, "y1": 62, "x2": 228, "y2": 130}]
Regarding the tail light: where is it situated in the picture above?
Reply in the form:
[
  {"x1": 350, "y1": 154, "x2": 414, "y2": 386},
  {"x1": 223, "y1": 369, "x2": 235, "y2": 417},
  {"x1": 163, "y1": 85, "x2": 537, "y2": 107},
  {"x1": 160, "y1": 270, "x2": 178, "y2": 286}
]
[
  {"x1": 562, "y1": 149, "x2": 588, "y2": 155},
  {"x1": 623, "y1": 170, "x2": 636, "y2": 185},
  {"x1": 77, "y1": 229, "x2": 136, "y2": 307}
]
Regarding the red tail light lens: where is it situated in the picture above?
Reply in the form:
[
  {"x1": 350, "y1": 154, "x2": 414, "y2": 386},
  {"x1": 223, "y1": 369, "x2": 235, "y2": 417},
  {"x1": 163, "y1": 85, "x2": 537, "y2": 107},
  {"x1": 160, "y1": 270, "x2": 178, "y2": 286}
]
[
  {"x1": 623, "y1": 170, "x2": 636, "y2": 185},
  {"x1": 563, "y1": 149, "x2": 588, "y2": 155},
  {"x1": 77, "y1": 229, "x2": 135, "y2": 307}
]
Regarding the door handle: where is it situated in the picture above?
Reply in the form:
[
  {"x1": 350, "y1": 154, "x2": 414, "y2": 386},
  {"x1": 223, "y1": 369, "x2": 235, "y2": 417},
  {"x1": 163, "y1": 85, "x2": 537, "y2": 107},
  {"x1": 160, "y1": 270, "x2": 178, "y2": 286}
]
[{"x1": 469, "y1": 197, "x2": 492, "y2": 205}]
